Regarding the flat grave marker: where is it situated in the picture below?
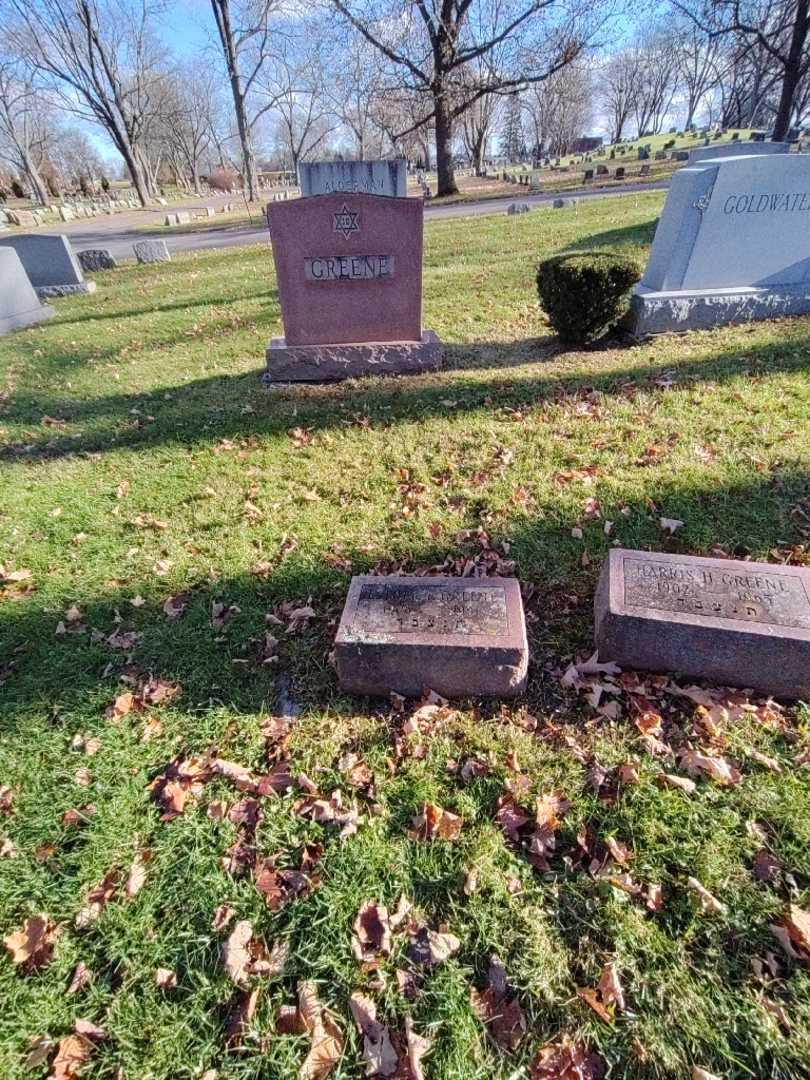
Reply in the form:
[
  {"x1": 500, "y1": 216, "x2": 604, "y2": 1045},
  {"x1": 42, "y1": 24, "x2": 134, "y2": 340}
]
[
  {"x1": 335, "y1": 575, "x2": 528, "y2": 698},
  {"x1": 133, "y1": 239, "x2": 171, "y2": 264},
  {"x1": 595, "y1": 549, "x2": 810, "y2": 698}
]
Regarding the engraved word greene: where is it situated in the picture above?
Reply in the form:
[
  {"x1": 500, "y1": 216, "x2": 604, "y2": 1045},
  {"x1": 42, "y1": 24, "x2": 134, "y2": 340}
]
[
  {"x1": 623, "y1": 556, "x2": 810, "y2": 629},
  {"x1": 304, "y1": 254, "x2": 394, "y2": 282},
  {"x1": 353, "y1": 582, "x2": 509, "y2": 636}
]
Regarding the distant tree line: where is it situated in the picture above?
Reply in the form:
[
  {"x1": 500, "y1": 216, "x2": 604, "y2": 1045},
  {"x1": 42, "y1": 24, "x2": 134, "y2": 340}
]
[{"x1": 0, "y1": 0, "x2": 806, "y2": 204}]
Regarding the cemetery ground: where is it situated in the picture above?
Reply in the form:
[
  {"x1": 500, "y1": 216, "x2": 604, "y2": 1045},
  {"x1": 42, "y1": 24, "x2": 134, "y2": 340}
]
[{"x1": 2, "y1": 191, "x2": 810, "y2": 1080}]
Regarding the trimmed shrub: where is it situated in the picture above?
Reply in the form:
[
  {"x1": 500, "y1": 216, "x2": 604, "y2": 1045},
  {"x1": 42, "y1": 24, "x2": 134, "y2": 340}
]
[{"x1": 536, "y1": 250, "x2": 641, "y2": 345}]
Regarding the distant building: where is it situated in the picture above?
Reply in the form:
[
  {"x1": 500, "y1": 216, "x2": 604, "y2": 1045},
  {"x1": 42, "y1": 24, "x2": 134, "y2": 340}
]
[{"x1": 572, "y1": 136, "x2": 603, "y2": 153}]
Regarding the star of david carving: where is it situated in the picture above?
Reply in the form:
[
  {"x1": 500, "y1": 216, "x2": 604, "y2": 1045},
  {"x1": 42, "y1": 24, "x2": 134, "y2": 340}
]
[{"x1": 333, "y1": 204, "x2": 359, "y2": 239}]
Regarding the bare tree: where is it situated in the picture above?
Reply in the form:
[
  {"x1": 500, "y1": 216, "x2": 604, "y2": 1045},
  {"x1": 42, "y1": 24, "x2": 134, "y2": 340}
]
[
  {"x1": 675, "y1": 19, "x2": 724, "y2": 127},
  {"x1": 600, "y1": 50, "x2": 640, "y2": 143},
  {"x1": 674, "y1": 0, "x2": 810, "y2": 140},
  {"x1": 630, "y1": 29, "x2": 681, "y2": 135},
  {"x1": 0, "y1": 58, "x2": 51, "y2": 204},
  {"x1": 329, "y1": 0, "x2": 614, "y2": 196},
  {"x1": 4, "y1": 0, "x2": 169, "y2": 206},
  {"x1": 524, "y1": 61, "x2": 593, "y2": 157},
  {"x1": 462, "y1": 88, "x2": 499, "y2": 173},
  {"x1": 209, "y1": 0, "x2": 284, "y2": 200},
  {"x1": 324, "y1": 37, "x2": 383, "y2": 160}
]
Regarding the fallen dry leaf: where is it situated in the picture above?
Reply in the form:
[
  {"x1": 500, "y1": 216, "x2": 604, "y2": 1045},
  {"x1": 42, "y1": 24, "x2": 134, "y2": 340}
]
[
  {"x1": 49, "y1": 1033, "x2": 93, "y2": 1080},
  {"x1": 530, "y1": 1035, "x2": 604, "y2": 1079},
  {"x1": 680, "y1": 749, "x2": 741, "y2": 786},
  {"x1": 409, "y1": 926, "x2": 460, "y2": 966},
  {"x1": 410, "y1": 802, "x2": 462, "y2": 841},
  {"x1": 352, "y1": 900, "x2": 392, "y2": 962},
  {"x1": 222, "y1": 920, "x2": 255, "y2": 984},
  {"x1": 349, "y1": 992, "x2": 398, "y2": 1077},
  {"x1": 687, "y1": 877, "x2": 727, "y2": 915},
  {"x1": 576, "y1": 963, "x2": 626, "y2": 1024},
  {"x1": 297, "y1": 981, "x2": 344, "y2": 1080},
  {"x1": 771, "y1": 904, "x2": 810, "y2": 960},
  {"x1": 4, "y1": 914, "x2": 58, "y2": 971},
  {"x1": 470, "y1": 957, "x2": 526, "y2": 1051},
  {"x1": 225, "y1": 986, "x2": 259, "y2": 1045},
  {"x1": 404, "y1": 1016, "x2": 432, "y2": 1080}
]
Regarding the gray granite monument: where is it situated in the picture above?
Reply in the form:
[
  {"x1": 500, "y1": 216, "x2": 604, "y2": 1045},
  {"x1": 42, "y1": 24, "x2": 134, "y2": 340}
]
[
  {"x1": 631, "y1": 152, "x2": 810, "y2": 334},
  {"x1": 0, "y1": 233, "x2": 95, "y2": 298},
  {"x1": 595, "y1": 549, "x2": 810, "y2": 699},
  {"x1": 688, "y1": 141, "x2": 791, "y2": 165},
  {"x1": 298, "y1": 159, "x2": 406, "y2": 198},
  {"x1": 77, "y1": 249, "x2": 117, "y2": 272},
  {"x1": 0, "y1": 248, "x2": 55, "y2": 334},
  {"x1": 133, "y1": 239, "x2": 171, "y2": 264},
  {"x1": 335, "y1": 575, "x2": 528, "y2": 698}
]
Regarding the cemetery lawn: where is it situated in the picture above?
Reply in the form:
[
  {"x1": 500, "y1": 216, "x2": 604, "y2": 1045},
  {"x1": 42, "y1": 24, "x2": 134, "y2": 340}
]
[{"x1": 2, "y1": 190, "x2": 810, "y2": 1080}]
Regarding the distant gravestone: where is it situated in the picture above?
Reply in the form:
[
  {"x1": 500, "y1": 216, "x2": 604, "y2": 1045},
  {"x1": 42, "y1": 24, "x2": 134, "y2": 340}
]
[
  {"x1": 596, "y1": 164, "x2": 608, "y2": 175},
  {"x1": 672, "y1": 150, "x2": 690, "y2": 162},
  {"x1": 583, "y1": 168, "x2": 594, "y2": 182},
  {"x1": 0, "y1": 248, "x2": 55, "y2": 334},
  {"x1": 595, "y1": 549, "x2": 810, "y2": 699},
  {"x1": 655, "y1": 150, "x2": 667, "y2": 161},
  {"x1": 631, "y1": 152, "x2": 810, "y2": 334},
  {"x1": 59, "y1": 206, "x2": 75, "y2": 222},
  {"x1": 299, "y1": 159, "x2": 406, "y2": 198},
  {"x1": 0, "y1": 233, "x2": 95, "y2": 297},
  {"x1": 688, "y1": 141, "x2": 790, "y2": 165},
  {"x1": 614, "y1": 166, "x2": 625, "y2": 179},
  {"x1": 335, "y1": 575, "x2": 528, "y2": 698},
  {"x1": 507, "y1": 202, "x2": 531, "y2": 214},
  {"x1": 133, "y1": 239, "x2": 171, "y2": 264},
  {"x1": 553, "y1": 197, "x2": 576, "y2": 208},
  {"x1": 77, "y1": 249, "x2": 117, "y2": 272},
  {"x1": 639, "y1": 163, "x2": 651, "y2": 176}
]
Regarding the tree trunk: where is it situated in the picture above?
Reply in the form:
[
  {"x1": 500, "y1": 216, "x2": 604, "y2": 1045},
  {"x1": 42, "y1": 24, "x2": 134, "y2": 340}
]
[
  {"x1": 771, "y1": 0, "x2": 809, "y2": 141},
  {"x1": 232, "y1": 82, "x2": 259, "y2": 200},
  {"x1": 433, "y1": 90, "x2": 457, "y2": 196},
  {"x1": 117, "y1": 139, "x2": 151, "y2": 206},
  {"x1": 471, "y1": 135, "x2": 485, "y2": 176},
  {"x1": 22, "y1": 153, "x2": 49, "y2": 205}
]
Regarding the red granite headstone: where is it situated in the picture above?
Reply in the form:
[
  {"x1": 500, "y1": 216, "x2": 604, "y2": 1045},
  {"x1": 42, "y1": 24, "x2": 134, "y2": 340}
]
[
  {"x1": 595, "y1": 548, "x2": 810, "y2": 698},
  {"x1": 265, "y1": 192, "x2": 442, "y2": 381},
  {"x1": 335, "y1": 575, "x2": 529, "y2": 698}
]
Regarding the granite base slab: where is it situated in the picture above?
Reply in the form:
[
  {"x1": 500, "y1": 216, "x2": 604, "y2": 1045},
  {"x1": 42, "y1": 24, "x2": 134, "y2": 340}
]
[
  {"x1": 335, "y1": 575, "x2": 528, "y2": 699},
  {"x1": 0, "y1": 303, "x2": 55, "y2": 334},
  {"x1": 595, "y1": 548, "x2": 810, "y2": 699},
  {"x1": 35, "y1": 282, "x2": 97, "y2": 299},
  {"x1": 264, "y1": 331, "x2": 442, "y2": 383},
  {"x1": 631, "y1": 283, "x2": 810, "y2": 335}
]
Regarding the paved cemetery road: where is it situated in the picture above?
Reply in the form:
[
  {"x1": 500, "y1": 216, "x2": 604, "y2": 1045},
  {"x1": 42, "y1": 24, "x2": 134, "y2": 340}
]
[{"x1": 56, "y1": 180, "x2": 669, "y2": 261}]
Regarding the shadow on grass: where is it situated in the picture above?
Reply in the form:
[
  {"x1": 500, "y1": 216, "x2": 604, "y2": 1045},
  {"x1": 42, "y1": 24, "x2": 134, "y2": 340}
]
[
  {"x1": 49, "y1": 288, "x2": 280, "y2": 328},
  {"x1": 2, "y1": 463, "x2": 809, "y2": 727},
  {"x1": 4, "y1": 322, "x2": 810, "y2": 463}
]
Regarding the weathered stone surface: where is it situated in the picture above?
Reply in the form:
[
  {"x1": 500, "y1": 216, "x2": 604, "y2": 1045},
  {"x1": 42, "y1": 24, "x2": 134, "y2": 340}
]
[
  {"x1": 77, "y1": 248, "x2": 117, "y2": 272},
  {"x1": 133, "y1": 239, "x2": 171, "y2": 264},
  {"x1": 507, "y1": 202, "x2": 531, "y2": 214},
  {"x1": 0, "y1": 232, "x2": 94, "y2": 297},
  {"x1": 553, "y1": 198, "x2": 577, "y2": 208},
  {"x1": 595, "y1": 549, "x2": 810, "y2": 698},
  {"x1": 335, "y1": 575, "x2": 529, "y2": 698},
  {"x1": 59, "y1": 206, "x2": 74, "y2": 222},
  {"x1": 264, "y1": 331, "x2": 442, "y2": 383},
  {"x1": 0, "y1": 248, "x2": 54, "y2": 334},
  {"x1": 632, "y1": 152, "x2": 810, "y2": 334},
  {"x1": 688, "y1": 140, "x2": 790, "y2": 165},
  {"x1": 299, "y1": 159, "x2": 406, "y2": 198}
]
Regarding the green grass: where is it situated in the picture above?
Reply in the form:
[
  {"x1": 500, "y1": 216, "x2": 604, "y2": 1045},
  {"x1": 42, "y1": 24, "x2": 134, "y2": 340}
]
[{"x1": 1, "y1": 192, "x2": 810, "y2": 1079}]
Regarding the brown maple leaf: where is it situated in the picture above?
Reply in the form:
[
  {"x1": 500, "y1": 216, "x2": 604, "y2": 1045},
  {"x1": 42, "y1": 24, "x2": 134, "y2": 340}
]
[
  {"x1": 470, "y1": 957, "x2": 526, "y2": 1051},
  {"x1": 4, "y1": 914, "x2": 59, "y2": 972},
  {"x1": 352, "y1": 900, "x2": 393, "y2": 961}
]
